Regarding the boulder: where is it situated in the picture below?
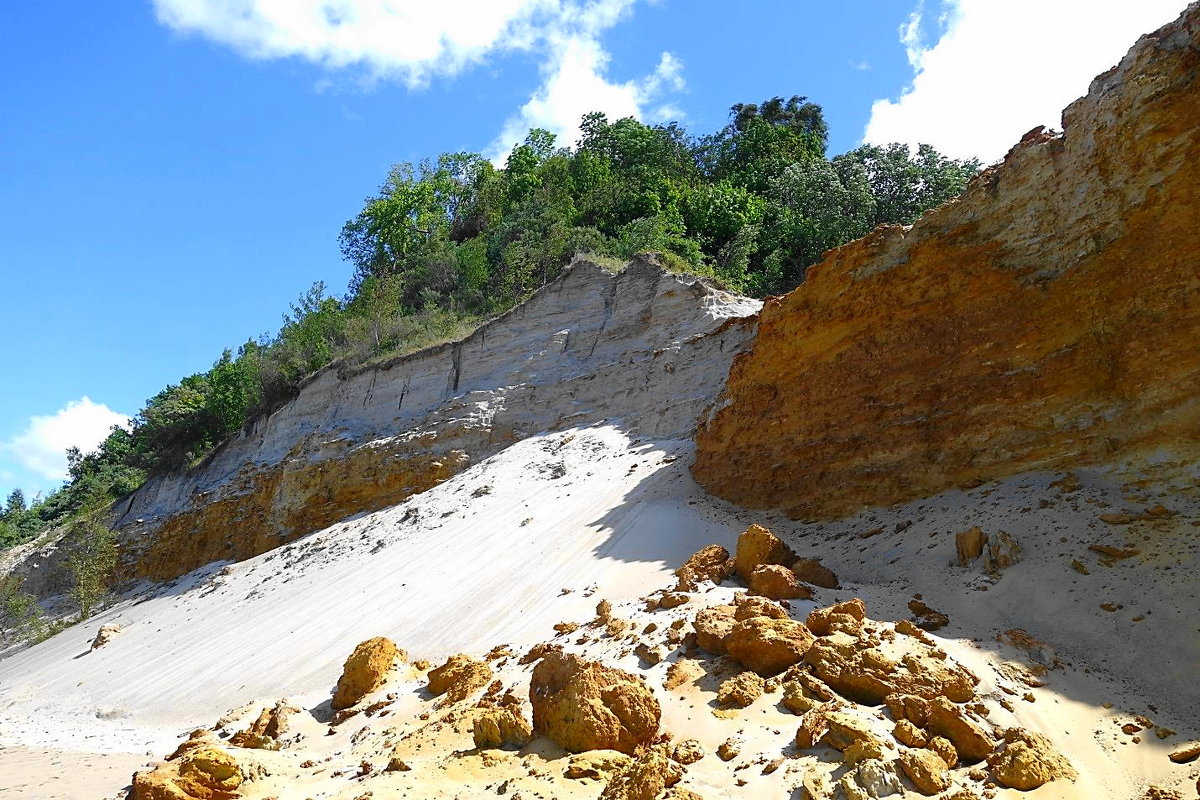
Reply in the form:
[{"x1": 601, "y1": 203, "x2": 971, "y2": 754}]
[
  {"x1": 132, "y1": 745, "x2": 243, "y2": 800},
  {"x1": 473, "y1": 706, "x2": 533, "y2": 750},
  {"x1": 674, "y1": 544, "x2": 733, "y2": 591},
  {"x1": 805, "y1": 633, "x2": 977, "y2": 705},
  {"x1": 716, "y1": 672, "x2": 765, "y2": 708},
  {"x1": 983, "y1": 531, "x2": 1021, "y2": 574},
  {"x1": 599, "y1": 745, "x2": 672, "y2": 800},
  {"x1": 726, "y1": 616, "x2": 815, "y2": 675},
  {"x1": 229, "y1": 701, "x2": 297, "y2": 750},
  {"x1": 732, "y1": 594, "x2": 788, "y2": 621},
  {"x1": 893, "y1": 719, "x2": 927, "y2": 748},
  {"x1": 781, "y1": 680, "x2": 819, "y2": 715},
  {"x1": 749, "y1": 564, "x2": 812, "y2": 600},
  {"x1": 899, "y1": 748, "x2": 952, "y2": 795},
  {"x1": 885, "y1": 693, "x2": 931, "y2": 727},
  {"x1": 907, "y1": 599, "x2": 949, "y2": 631},
  {"x1": 734, "y1": 524, "x2": 796, "y2": 580},
  {"x1": 565, "y1": 750, "x2": 632, "y2": 780},
  {"x1": 332, "y1": 637, "x2": 399, "y2": 710},
  {"x1": 822, "y1": 712, "x2": 880, "y2": 752},
  {"x1": 694, "y1": 605, "x2": 736, "y2": 655},
  {"x1": 671, "y1": 739, "x2": 705, "y2": 765},
  {"x1": 91, "y1": 623, "x2": 123, "y2": 650},
  {"x1": 927, "y1": 736, "x2": 957, "y2": 769},
  {"x1": 805, "y1": 598, "x2": 867, "y2": 637},
  {"x1": 791, "y1": 558, "x2": 839, "y2": 589},
  {"x1": 530, "y1": 650, "x2": 660, "y2": 754},
  {"x1": 927, "y1": 697, "x2": 994, "y2": 764},
  {"x1": 987, "y1": 727, "x2": 1077, "y2": 790},
  {"x1": 955, "y1": 527, "x2": 987, "y2": 565},
  {"x1": 427, "y1": 654, "x2": 493, "y2": 703}
]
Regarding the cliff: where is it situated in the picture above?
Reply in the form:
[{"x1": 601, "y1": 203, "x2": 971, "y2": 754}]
[
  {"x1": 107, "y1": 256, "x2": 759, "y2": 583},
  {"x1": 693, "y1": 4, "x2": 1200, "y2": 518}
]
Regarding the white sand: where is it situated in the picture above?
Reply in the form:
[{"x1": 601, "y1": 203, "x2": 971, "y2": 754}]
[{"x1": 0, "y1": 425, "x2": 1196, "y2": 798}]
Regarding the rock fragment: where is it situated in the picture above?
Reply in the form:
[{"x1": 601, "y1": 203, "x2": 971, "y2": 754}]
[
  {"x1": 530, "y1": 650, "x2": 660, "y2": 754},
  {"x1": 749, "y1": 564, "x2": 812, "y2": 600},
  {"x1": 734, "y1": 523, "x2": 796, "y2": 581},
  {"x1": 899, "y1": 748, "x2": 952, "y2": 795},
  {"x1": 332, "y1": 637, "x2": 399, "y2": 710},
  {"x1": 987, "y1": 727, "x2": 1077, "y2": 790},
  {"x1": 726, "y1": 616, "x2": 815, "y2": 675},
  {"x1": 427, "y1": 654, "x2": 493, "y2": 703},
  {"x1": 91, "y1": 624, "x2": 123, "y2": 650},
  {"x1": 694, "y1": 605, "x2": 737, "y2": 655},
  {"x1": 791, "y1": 557, "x2": 839, "y2": 588},
  {"x1": 674, "y1": 544, "x2": 733, "y2": 591},
  {"x1": 716, "y1": 671, "x2": 765, "y2": 708}
]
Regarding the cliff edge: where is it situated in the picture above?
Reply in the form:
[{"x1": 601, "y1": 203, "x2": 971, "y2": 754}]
[{"x1": 694, "y1": 4, "x2": 1200, "y2": 518}]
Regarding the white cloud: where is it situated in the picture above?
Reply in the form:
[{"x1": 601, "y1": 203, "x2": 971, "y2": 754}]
[
  {"x1": 486, "y1": 38, "x2": 685, "y2": 162},
  {"x1": 864, "y1": 0, "x2": 1192, "y2": 163},
  {"x1": 152, "y1": 0, "x2": 685, "y2": 161},
  {"x1": 1, "y1": 398, "x2": 130, "y2": 484}
]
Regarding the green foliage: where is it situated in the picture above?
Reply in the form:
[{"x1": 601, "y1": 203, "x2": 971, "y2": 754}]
[
  {"x1": 0, "y1": 574, "x2": 50, "y2": 643},
  {"x1": 2, "y1": 94, "x2": 979, "y2": 557},
  {"x1": 63, "y1": 518, "x2": 118, "y2": 620}
]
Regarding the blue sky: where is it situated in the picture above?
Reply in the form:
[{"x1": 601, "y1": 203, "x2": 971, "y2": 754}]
[{"x1": 0, "y1": 0, "x2": 1190, "y2": 500}]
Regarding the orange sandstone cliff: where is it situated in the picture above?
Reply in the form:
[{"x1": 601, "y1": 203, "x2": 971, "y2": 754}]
[{"x1": 693, "y1": 5, "x2": 1200, "y2": 518}]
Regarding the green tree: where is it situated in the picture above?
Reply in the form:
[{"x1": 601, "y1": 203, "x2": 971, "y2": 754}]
[
  {"x1": 64, "y1": 518, "x2": 118, "y2": 619},
  {"x1": 4, "y1": 489, "x2": 24, "y2": 517}
]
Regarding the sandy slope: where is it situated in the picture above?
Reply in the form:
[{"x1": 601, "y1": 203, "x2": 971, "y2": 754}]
[{"x1": 0, "y1": 425, "x2": 1197, "y2": 798}]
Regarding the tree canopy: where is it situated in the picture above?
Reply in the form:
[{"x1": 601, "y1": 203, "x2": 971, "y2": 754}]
[{"x1": 3, "y1": 96, "x2": 979, "y2": 553}]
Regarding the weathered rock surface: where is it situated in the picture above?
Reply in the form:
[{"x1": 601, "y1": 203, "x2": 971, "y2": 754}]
[
  {"x1": 748, "y1": 564, "x2": 812, "y2": 600},
  {"x1": 87, "y1": 257, "x2": 757, "y2": 586},
  {"x1": 472, "y1": 705, "x2": 533, "y2": 750},
  {"x1": 987, "y1": 727, "x2": 1077, "y2": 790},
  {"x1": 529, "y1": 650, "x2": 660, "y2": 754},
  {"x1": 806, "y1": 598, "x2": 866, "y2": 637},
  {"x1": 725, "y1": 616, "x2": 815, "y2": 676},
  {"x1": 132, "y1": 735, "x2": 243, "y2": 800},
  {"x1": 899, "y1": 747, "x2": 952, "y2": 795},
  {"x1": 331, "y1": 637, "x2": 398, "y2": 710},
  {"x1": 733, "y1": 524, "x2": 796, "y2": 580},
  {"x1": 427, "y1": 653, "x2": 492, "y2": 703},
  {"x1": 693, "y1": 7, "x2": 1200, "y2": 517},
  {"x1": 599, "y1": 745, "x2": 673, "y2": 800},
  {"x1": 927, "y1": 697, "x2": 995, "y2": 764},
  {"x1": 790, "y1": 558, "x2": 838, "y2": 589},
  {"x1": 716, "y1": 671, "x2": 765, "y2": 707},
  {"x1": 229, "y1": 700, "x2": 296, "y2": 750},
  {"x1": 91, "y1": 623, "x2": 123, "y2": 650},
  {"x1": 694, "y1": 605, "x2": 737, "y2": 655},
  {"x1": 805, "y1": 633, "x2": 977, "y2": 705},
  {"x1": 565, "y1": 749, "x2": 632, "y2": 780},
  {"x1": 673, "y1": 544, "x2": 732, "y2": 591}
]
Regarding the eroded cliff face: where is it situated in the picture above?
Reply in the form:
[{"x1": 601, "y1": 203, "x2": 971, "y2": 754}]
[
  {"x1": 113, "y1": 256, "x2": 760, "y2": 582},
  {"x1": 694, "y1": 5, "x2": 1200, "y2": 518}
]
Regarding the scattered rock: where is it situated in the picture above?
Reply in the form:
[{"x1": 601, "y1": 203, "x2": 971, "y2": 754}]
[
  {"x1": 600, "y1": 746, "x2": 674, "y2": 800},
  {"x1": 843, "y1": 738, "x2": 887, "y2": 766},
  {"x1": 634, "y1": 642, "x2": 666, "y2": 666},
  {"x1": 749, "y1": 564, "x2": 812, "y2": 600},
  {"x1": 955, "y1": 527, "x2": 987, "y2": 565},
  {"x1": 983, "y1": 531, "x2": 1021, "y2": 574},
  {"x1": 659, "y1": 592, "x2": 690, "y2": 609},
  {"x1": 806, "y1": 598, "x2": 867, "y2": 637},
  {"x1": 694, "y1": 605, "x2": 737, "y2": 655},
  {"x1": 852, "y1": 759, "x2": 904, "y2": 798},
  {"x1": 716, "y1": 736, "x2": 743, "y2": 761},
  {"x1": 893, "y1": 719, "x2": 928, "y2": 748},
  {"x1": 91, "y1": 623, "x2": 123, "y2": 650},
  {"x1": 791, "y1": 557, "x2": 839, "y2": 588},
  {"x1": 927, "y1": 736, "x2": 958, "y2": 768},
  {"x1": 806, "y1": 634, "x2": 977, "y2": 705},
  {"x1": 671, "y1": 739, "x2": 705, "y2": 765},
  {"x1": 781, "y1": 680, "x2": 820, "y2": 715},
  {"x1": 795, "y1": 710, "x2": 829, "y2": 749},
  {"x1": 726, "y1": 616, "x2": 815, "y2": 675},
  {"x1": 899, "y1": 748, "x2": 952, "y2": 795},
  {"x1": 132, "y1": 743, "x2": 243, "y2": 800},
  {"x1": 822, "y1": 711, "x2": 879, "y2": 751},
  {"x1": 674, "y1": 544, "x2": 732, "y2": 591},
  {"x1": 1071, "y1": 559, "x2": 1090, "y2": 574},
  {"x1": 427, "y1": 654, "x2": 493, "y2": 703},
  {"x1": 987, "y1": 727, "x2": 1077, "y2": 790},
  {"x1": 885, "y1": 693, "x2": 932, "y2": 727},
  {"x1": 473, "y1": 705, "x2": 533, "y2": 750},
  {"x1": 908, "y1": 599, "x2": 949, "y2": 631},
  {"x1": 332, "y1": 637, "x2": 399, "y2": 710},
  {"x1": 1168, "y1": 741, "x2": 1200, "y2": 763},
  {"x1": 734, "y1": 523, "x2": 796, "y2": 581},
  {"x1": 530, "y1": 650, "x2": 660, "y2": 754},
  {"x1": 565, "y1": 750, "x2": 632, "y2": 780},
  {"x1": 229, "y1": 700, "x2": 297, "y2": 750},
  {"x1": 1090, "y1": 543, "x2": 1140, "y2": 559},
  {"x1": 1100, "y1": 512, "x2": 1139, "y2": 525},
  {"x1": 716, "y1": 671, "x2": 765, "y2": 708},
  {"x1": 732, "y1": 594, "x2": 788, "y2": 621},
  {"x1": 928, "y1": 697, "x2": 994, "y2": 764}
]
